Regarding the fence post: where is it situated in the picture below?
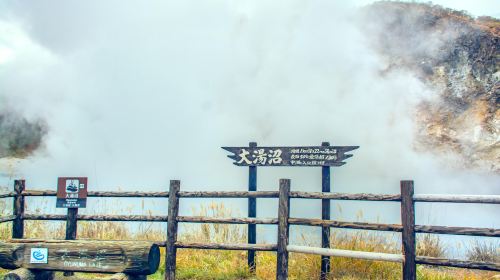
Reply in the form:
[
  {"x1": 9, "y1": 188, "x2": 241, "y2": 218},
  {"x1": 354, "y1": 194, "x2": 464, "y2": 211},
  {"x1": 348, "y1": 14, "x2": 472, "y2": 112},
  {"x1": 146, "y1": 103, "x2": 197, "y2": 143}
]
[
  {"x1": 166, "y1": 180, "x2": 180, "y2": 280},
  {"x1": 248, "y1": 141, "x2": 257, "y2": 273},
  {"x1": 64, "y1": 207, "x2": 78, "y2": 276},
  {"x1": 401, "y1": 180, "x2": 416, "y2": 280},
  {"x1": 276, "y1": 179, "x2": 290, "y2": 280},
  {"x1": 12, "y1": 179, "x2": 25, "y2": 239},
  {"x1": 320, "y1": 142, "x2": 331, "y2": 280}
]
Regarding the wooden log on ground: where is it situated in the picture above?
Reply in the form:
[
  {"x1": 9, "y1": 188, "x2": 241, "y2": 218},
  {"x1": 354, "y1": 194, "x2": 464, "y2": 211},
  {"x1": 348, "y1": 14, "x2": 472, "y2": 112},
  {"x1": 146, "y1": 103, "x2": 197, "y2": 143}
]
[
  {"x1": 3, "y1": 268, "x2": 54, "y2": 280},
  {"x1": 0, "y1": 240, "x2": 160, "y2": 275}
]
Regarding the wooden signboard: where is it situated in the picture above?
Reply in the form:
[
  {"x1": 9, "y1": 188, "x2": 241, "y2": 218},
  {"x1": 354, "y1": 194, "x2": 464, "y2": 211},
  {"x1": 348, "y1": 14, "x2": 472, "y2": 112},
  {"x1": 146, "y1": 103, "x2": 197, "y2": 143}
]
[
  {"x1": 222, "y1": 146, "x2": 359, "y2": 166},
  {"x1": 56, "y1": 177, "x2": 88, "y2": 208}
]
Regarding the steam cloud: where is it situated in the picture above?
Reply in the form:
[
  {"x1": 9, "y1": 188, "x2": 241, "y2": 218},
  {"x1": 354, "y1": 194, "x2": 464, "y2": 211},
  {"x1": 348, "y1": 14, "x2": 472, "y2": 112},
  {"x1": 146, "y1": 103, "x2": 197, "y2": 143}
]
[{"x1": 0, "y1": 1, "x2": 498, "y2": 243}]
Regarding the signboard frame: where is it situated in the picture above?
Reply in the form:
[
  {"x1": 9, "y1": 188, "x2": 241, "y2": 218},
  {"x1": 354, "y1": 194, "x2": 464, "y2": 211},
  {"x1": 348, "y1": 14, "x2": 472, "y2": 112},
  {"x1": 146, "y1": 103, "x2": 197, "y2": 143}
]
[{"x1": 56, "y1": 177, "x2": 88, "y2": 208}]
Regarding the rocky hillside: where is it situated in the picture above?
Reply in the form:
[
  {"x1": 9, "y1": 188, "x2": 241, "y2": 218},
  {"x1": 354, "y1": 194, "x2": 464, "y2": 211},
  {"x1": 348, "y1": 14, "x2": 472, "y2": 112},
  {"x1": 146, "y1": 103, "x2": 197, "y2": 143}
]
[
  {"x1": 361, "y1": 2, "x2": 499, "y2": 172},
  {"x1": 0, "y1": 111, "x2": 47, "y2": 158}
]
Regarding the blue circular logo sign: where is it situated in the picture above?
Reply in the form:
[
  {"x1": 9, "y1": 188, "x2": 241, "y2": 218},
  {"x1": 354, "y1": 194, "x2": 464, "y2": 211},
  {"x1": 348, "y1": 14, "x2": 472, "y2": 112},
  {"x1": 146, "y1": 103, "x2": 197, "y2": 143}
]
[{"x1": 32, "y1": 251, "x2": 45, "y2": 260}]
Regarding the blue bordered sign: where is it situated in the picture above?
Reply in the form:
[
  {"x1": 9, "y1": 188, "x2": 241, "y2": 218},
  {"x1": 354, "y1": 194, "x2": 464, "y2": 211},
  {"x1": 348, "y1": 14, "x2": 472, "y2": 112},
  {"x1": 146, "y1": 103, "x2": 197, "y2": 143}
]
[{"x1": 30, "y1": 248, "x2": 48, "y2": 264}]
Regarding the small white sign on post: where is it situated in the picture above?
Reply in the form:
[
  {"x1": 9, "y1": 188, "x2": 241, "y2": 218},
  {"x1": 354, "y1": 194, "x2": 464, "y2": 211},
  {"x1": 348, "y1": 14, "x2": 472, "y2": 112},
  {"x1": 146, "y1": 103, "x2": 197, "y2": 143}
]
[{"x1": 30, "y1": 248, "x2": 48, "y2": 264}]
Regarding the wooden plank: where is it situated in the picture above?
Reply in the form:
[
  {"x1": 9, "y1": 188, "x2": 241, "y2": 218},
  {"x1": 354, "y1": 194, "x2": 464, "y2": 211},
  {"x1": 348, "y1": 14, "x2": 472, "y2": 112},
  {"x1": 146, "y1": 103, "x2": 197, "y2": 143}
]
[
  {"x1": 165, "y1": 180, "x2": 180, "y2": 280},
  {"x1": 0, "y1": 240, "x2": 160, "y2": 274},
  {"x1": 64, "y1": 208, "x2": 78, "y2": 277},
  {"x1": 0, "y1": 192, "x2": 16, "y2": 199},
  {"x1": 288, "y1": 218, "x2": 402, "y2": 232},
  {"x1": 248, "y1": 141, "x2": 257, "y2": 273},
  {"x1": 222, "y1": 146, "x2": 359, "y2": 166},
  {"x1": 276, "y1": 179, "x2": 290, "y2": 280},
  {"x1": 22, "y1": 214, "x2": 497, "y2": 237},
  {"x1": 415, "y1": 256, "x2": 500, "y2": 271},
  {"x1": 413, "y1": 194, "x2": 500, "y2": 204},
  {"x1": 290, "y1": 191, "x2": 401, "y2": 201},
  {"x1": 177, "y1": 216, "x2": 277, "y2": 225},
  {"x1": 3, "y1": 268, "x2": 54, "y2": 280},
  {"x1": 0, "y1": 215, "x2": 16, "y2": 223},
  {"x1": 22, "y1": 190, "x2": 168, "y2": 198},
  {"x1": 12, "y1": 180, "x2": 25, "y2": 239},
  {"x1": 321, "y1": 142, "x2": 331, "y2": 280},
  {"x1": 175, "y1": 242, "x2": 277, "y2": 251},
  {"x1": 23, "y1": 214, "x2": 168, "y2": 222},
  {"x1": 401, "y1": 180, "x2": 416, "y2": 280},
  {"x1": 415, "y1": 225, "x2": 499, "y2": 237},
  {"x1": 179, "y1": 191, "x2": 278, "y2": 198},
  {"x1": 287, "y1": 245, "x2": 404, "y2": 263}
]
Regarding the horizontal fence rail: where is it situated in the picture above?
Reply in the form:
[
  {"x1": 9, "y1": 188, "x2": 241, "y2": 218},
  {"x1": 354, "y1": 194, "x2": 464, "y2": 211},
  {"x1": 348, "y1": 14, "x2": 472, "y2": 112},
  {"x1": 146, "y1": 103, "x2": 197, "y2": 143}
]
[
  {"x1": 287, "y1": 245, "x2": 404, "y2": 263},
  {"x1": 0, "y1": 180, "x2": 499, "y2": 279},
  {"x1": 413, "y1": 194, "x2": 500, "y2": 204},
  {"x1": 4, "y1": 189, "x2": 500, "y2": 204}
]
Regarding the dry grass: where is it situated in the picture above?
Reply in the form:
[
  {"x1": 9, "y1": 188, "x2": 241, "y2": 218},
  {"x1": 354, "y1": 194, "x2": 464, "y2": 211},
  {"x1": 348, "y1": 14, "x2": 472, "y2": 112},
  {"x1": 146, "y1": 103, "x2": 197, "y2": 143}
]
[{"x1": 0, "y1": 202, "x2": 498, "y2": 279}]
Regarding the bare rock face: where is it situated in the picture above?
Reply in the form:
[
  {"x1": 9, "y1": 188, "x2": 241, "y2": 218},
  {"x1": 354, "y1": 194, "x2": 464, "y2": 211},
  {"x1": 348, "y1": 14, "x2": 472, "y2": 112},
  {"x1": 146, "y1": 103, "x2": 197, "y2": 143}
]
[
  {"x1": 361, "y1": 2, "x2": 499, "y2": 172},
  {"x1": 0, "y1": 110, "x2": 47, "y2": 159}
]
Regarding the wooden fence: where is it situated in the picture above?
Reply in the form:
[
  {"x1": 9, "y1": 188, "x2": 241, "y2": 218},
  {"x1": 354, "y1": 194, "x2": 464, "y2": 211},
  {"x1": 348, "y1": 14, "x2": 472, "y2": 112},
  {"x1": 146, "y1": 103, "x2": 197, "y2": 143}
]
[{"x1": 0, "y1": 179, "x2": 499, "y2": 280}]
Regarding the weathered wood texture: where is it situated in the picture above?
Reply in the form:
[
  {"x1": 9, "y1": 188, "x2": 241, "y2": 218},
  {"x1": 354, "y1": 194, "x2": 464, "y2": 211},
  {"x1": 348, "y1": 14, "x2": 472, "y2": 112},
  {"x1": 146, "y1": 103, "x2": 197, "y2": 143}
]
[
  {"x1": 177, "y1": 216, "x2": 277, "y2": 225},
  {"x1": 248, "y1": 141, "x2": 257, "y2": 273},
  {"x1": 290, "y1": 191, "x2": 401, "y2": 201},
  {"x1": 21, "y1": 217, "x2": 498, "y2": 238},
  {"x1": 12, "y1": 180, "x2": 25, "y2": 239},
  {"x1": 64, "y1": 208, "x2": 78, "y2": 276},
  {"x1": 416, "y1": 256, "x2": 500, "y2": 271},
  {"x1": 23, "y1": 214, "x2": 168, "y2": 222},
  {"x1": 165, "y1": 180, "x2": 180, "y2": 280},
  {"x1": 180, "y1": 191, "x2": 278, "y2": 198},
  {"x1": 413, "y1": 194, "x2": 500, "y2": 204},
  {"x1": 175, "y1": 242, "x2": 277, "y2": 251},
  {"x1": 65, "y1": 209, "x2": 78, "y2": 240},
  {"x1": 401, "y1": 180, "x2": 416, "y2": 280},
  {"x1": 415, "y1": 225, "x2": 500, "y2": 237},
  {"x1": 289, "y1": 218, "x2": 402, "y2": 232},
  {"x1": 276, "y1": 179, "x2": 290, "y2": 280},
  {"x1": 21, "y1": 190, "x2": 168, "y2": 198},
  {"x1": 19, "y1": 190, "x2": 500, "y2": 204},
  {"x1": 0, "y1": 215, "x2": 16, "y2": 223},
  {"x1": 3, "y1": 268, "x2": 54, "y2": 280},
  {"x1": 0, "y1": 192, "x2": 15, "y2": 199},
  {"x1": 0, "y1": 240, "x2": 160, "y2": 274},
  {"x1": 321, "y1": 141, "x2": 331, "y2": 280}
]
